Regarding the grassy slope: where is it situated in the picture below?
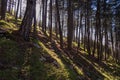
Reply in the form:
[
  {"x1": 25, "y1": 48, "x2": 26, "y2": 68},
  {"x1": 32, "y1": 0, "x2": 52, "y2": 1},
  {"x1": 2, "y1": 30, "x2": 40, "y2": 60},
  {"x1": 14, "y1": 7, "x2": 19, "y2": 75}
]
[
  {"x1": 35, "y1": 35, "x2": 120, "y2": 80},
  {"x1": 0, "y1": 14, "x2": 77, "y2": 80},
  {"x1": 0, "y1": 14, "x2": 120, "y2": 80},
  {"x1": 0, "y1": 37, "x2": 73, "y2": 80}
]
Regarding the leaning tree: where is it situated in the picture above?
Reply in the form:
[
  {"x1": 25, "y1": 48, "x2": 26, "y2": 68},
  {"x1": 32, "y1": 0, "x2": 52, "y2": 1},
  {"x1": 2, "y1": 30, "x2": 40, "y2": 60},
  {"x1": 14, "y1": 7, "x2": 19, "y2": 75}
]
[{"x1": 19, "y1": 0, "x2": 36, "y2": 40}]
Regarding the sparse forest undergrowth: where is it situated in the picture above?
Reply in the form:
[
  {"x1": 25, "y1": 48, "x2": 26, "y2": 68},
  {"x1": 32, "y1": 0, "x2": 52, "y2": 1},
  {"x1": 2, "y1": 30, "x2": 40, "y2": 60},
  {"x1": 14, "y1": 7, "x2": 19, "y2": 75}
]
[{"x1": 0, "y1": 14, "x2": 120, "y2": 80}]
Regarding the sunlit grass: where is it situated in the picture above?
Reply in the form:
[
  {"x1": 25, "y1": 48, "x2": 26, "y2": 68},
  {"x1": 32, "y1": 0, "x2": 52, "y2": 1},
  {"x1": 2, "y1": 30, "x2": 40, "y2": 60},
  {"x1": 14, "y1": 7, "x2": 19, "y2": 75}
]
[
  {"x1": 1, "y1": 13, "x2": 119, "y2": 80},
  {"x1": 33, "y1": 39, "x2": 80, "y2": 80},
  {"x1": 0, "y1": 21, "x2": 18, "y2": 34},
  {"x1": 36, "y1": 40, "x2": 71, "y2": 77},
  {"x1": 0, "y1": 37, "x2": 76, "y2": 80},
  {"x1": 78, "y1": 52, "x2": 120, "y2": 80}
]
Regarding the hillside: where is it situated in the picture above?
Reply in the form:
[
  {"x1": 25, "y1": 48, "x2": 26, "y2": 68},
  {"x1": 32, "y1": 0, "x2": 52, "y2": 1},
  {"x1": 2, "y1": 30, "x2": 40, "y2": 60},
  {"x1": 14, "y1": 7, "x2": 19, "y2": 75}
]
[{"x1": 0, "y1": 14, "x2": 120, "y2": 80}]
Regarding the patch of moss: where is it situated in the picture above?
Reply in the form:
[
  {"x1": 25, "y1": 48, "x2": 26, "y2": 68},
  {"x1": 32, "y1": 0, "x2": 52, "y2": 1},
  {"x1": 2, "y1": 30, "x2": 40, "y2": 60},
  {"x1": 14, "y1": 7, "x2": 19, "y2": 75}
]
[
  {"x1": 0, "y1": 20, "x2": 17, "y2": 32},
  {"x1": 6, "y1": 13, "x2": 22, "y2": 25}
]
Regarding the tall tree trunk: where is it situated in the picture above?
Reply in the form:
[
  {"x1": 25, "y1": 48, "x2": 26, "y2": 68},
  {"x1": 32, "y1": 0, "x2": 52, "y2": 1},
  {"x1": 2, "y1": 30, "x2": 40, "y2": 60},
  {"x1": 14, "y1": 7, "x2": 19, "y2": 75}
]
[
  {"x1": 49, "y1": 0, "x2": 52, "y2": 41},
  {"x1": 84, "y1": 2, "x2": 87, "y2": 51},
  {"x1": 75, "y1": 11, "x2": 79, "y2": 42},
  {"x1": 103, "y1": 0, "x2": 108, "y2": 60},
  {"x1": 15, "y1": 0, "x2": 20, "y2": 20},
  {"x1": 11, "y1": 0, "x2": 14, "y2": 15},
  {"x1": 96, "y1": 0, "x2": 100, "y2": 60},
  {"x1": 86, "y1": 1, "x2": 91, "y2": 55},
  {"x1": 33, "y1": 0, "x2": 37, "y2": 34},
  {"x1": 41, "y1": 0, "x2": 48, "y2": 33},
  {"x1": 67, "y1": 0, "x2": 73, "y2": 49},
  {"x1": 19, "y1": 0, "x2": 22, "y2": 19},
  {"x1": 55, "y1": 12, "x2": 58, "y2": 38},
  {"x1": 55, "y1": 0, "x2": 63, "y2": 48},
  {"x1": 14, "y1": 0, "x2": 17, "y2": 15},
  {"x1": 44, "y1": 0, "x2": 48, "y2": 33},
  {"x1": 42, "y1": 0, "x2": 45, "y2": 32},
  {"x1": 78, "y1": 12, "x2": 83, "y2": 49},
  {"x1": 39, "y1": 0, "x2": 42, "y2": 27},
  {"x1": 1, "y1": 0, "x2": 8, "y2": 20},
  {"x1": 8, "y1": 0, "x2": 11, "y2": 13},
  {"x1": 61, "y1": 0, "x2": 64, "y2": 32},
  {"x1": 19, "y1": 0, "x2": 36, "y2": 41}
]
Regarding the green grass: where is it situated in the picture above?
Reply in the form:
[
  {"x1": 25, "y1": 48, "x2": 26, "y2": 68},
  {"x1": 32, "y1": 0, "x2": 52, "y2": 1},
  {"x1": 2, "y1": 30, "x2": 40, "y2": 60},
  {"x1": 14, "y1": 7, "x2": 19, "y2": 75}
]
[
  {"x1": 0, "y1": 20, "x2": 17, "y2": 32},
  {"x1": 0, "y1": 38, "x2": 19, "y2": 64},
  {"x1": 0, "y1": 38, "x2": 52, "y2": 79},
  {"x1": 0, "y1": 36, "x2": 78, "y2": 80},
  {"x1": 6, "y1": 13, "x2": 22, "y2": 25},
  {"x1": 0, "y1": 13, "x2": 120, "y2": 80},
  {"x1": 1, "y1": 13, "x2": 78, "y2": 80},
  {"x1": 78, "y1": 52, "x2": 120, "y2": 80},
  {"x1": 33, "y1": 39, "x2": 81, "y2": 80},
  {"x1": 0, "y1": 38, "x2": 21, "y2": 80},
  {"x1": 0, "y1": 13, "x2": 21, "y2": 32}
]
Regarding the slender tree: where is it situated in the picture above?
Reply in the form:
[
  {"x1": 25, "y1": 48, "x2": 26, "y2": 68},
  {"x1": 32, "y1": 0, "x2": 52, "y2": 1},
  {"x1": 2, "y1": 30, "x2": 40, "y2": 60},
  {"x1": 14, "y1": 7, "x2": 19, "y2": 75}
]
[
  {"x1": 55, "y1": 0, "x2": 63, "y2": 48},
  {"x1": 15, "y1": 0, "x2": 20, "y2": 20},
  {"x1": 33, "y1": 0, "x2": 37, "y2": 34},
  {"x1": 67, "y1": 0, "x2": 74, "y2": 49},
  {"x1": 49, "y1": 0, "x2": 52, "y2": 41},
  {"x1": 1, "y1": 0, "x2": 8, "y2": 20},
  {"x1": 19, "y1": 0, "x2": 22, "y2": 19}
]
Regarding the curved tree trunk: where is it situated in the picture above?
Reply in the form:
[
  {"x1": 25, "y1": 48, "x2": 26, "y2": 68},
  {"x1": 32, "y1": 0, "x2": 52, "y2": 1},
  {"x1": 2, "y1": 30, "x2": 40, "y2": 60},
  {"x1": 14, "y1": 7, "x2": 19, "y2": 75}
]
[{"x1": 19, "y1": 0, "x2": 36, "y2": 41}]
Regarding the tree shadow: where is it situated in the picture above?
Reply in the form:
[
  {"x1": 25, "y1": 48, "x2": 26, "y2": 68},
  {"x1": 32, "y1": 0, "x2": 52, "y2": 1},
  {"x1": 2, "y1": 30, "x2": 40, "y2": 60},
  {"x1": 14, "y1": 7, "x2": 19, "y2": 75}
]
[
  {"x1": 63, "y1": 48, "x2": 106, "y2": 80},
  {"x1": 43, "y1": 39, "x2": 105, "y2": 80},
  {"x1": 80, "y1": 53, "x2": 120, "y2": 78},
  {"x1": 36, "y1": 33, "x2": 119, "y2": 79},
  {"x1": 37, "y1": 35, "x2": 85, "y2": 80}
]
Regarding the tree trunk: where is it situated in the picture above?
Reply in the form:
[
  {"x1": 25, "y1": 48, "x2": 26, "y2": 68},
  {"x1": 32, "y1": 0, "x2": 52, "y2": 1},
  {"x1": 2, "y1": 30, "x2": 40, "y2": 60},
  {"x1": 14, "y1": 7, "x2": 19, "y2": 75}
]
[
  {"x1": 19, "y1": 0, "x2": 22, "y2": 19},
  {"x1": 42, "y1": 0, "x2": 45, "y2": 32},
  {"x1": 55, "y1": 0, "x2": 63, "y2": 48},
  {"x1": 86, "y1": 1, "x2": 91, "y2": 55},
  {"x1": 78, "y1": 12, "x2": 83, "y2": 49},
  {"x1": 1, "y1": 0, "x2": 8, "y2": 20},
  {"x1": 49, "y1": 0, "x2": 52, "y2": 41},
  {"x1": 67, "y1": 0, "x2": 73, "y2": 49},
  {"x1": 15, "y1": 0, "x2": 20, "y2": 20},
  {"x1": 44, "y1": 0, "x2": 48, "y2": 33},
  {"x1": 8, "y1": 0, "x2": 11, "y2": 13},
  {"x1": 96, "y1": 0, "x2": 100, "y2": 60},
  {"x1": 33, "y1": 0, "x2": 37, "y2": 34},
  {"x1": 19, "y1": 0, "x2": 36, "y2": 41}
]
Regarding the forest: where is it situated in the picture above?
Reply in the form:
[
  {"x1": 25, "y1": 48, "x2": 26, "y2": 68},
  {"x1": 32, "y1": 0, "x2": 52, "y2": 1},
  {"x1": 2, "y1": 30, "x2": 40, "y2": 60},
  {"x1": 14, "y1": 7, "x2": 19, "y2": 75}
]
[{"x1": 0, "y1": 0, "x2": 120, "y2": 80}]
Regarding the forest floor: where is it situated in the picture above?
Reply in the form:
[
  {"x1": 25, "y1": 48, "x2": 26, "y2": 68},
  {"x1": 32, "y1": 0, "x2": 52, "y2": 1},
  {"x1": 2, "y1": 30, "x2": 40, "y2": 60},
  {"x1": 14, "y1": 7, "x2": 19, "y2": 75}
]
[{"x1": 0, "y1": 14, "x2": 120, "y2": 80}]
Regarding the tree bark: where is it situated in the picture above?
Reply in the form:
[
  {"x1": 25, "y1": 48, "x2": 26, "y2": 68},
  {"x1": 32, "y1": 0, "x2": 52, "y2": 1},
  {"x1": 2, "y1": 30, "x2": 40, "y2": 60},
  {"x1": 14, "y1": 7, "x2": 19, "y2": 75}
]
[
  {"x1": 33, "y1": 0, "x2": 37, "y2": 34},
  {"x1": 15, "y1": 0, "x2": 20, "y2": 20},
  {"x1": 1, "y1": 0, "x2": 8, "y2": 20},
  {"x1": 19, "y1": 0, "x2": 36, "y2": 41},
  {"x1": 55, "y1": 0, "x2": 63, "y2": 48},
  {"x1": 67, "y1": 0, "x2": 73, "y2": 49},
  {"x1": 49, "y1": 0, "x2": 52, "y2": 41}
]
